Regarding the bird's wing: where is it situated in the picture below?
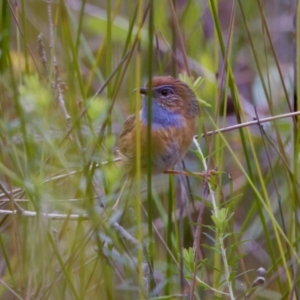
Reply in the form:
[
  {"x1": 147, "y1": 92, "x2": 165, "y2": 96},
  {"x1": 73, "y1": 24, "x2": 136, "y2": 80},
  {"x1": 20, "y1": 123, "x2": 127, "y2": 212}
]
[
  {"x1": 117, "y1": 114, "x2": 137, "y2": 160},
  {"x1": 118, "y1": 114, "x2": 136, "y2": 139}
]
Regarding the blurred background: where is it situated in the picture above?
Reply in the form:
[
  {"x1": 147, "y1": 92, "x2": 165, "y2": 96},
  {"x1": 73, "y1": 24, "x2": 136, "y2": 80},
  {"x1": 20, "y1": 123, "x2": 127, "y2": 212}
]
[{"x1": 0, "y1": 0, "x2": 299, "y2": 299}]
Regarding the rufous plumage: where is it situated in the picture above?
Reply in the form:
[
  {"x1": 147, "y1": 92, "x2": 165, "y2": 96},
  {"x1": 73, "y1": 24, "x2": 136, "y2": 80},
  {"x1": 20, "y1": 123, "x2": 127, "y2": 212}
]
[{"x1": 117, "y1": 76, "x2": 200, "y2": 176}]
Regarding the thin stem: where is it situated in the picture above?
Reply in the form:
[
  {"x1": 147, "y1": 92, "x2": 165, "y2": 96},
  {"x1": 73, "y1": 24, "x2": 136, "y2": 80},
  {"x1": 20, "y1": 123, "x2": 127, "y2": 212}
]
[
  {"x1": 203, "y1": 110, "x2": 300, "y2": 137},
  {"x1": 193, "y1": 137, "x2": 235, "y2": 299}
]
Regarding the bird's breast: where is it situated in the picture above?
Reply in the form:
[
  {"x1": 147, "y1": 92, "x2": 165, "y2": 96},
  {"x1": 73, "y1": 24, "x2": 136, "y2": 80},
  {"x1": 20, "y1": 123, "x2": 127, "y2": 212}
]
[
  {"x1": 118, "y1": 110, "x2": 197, "y2": 174},
  {"x1": 142, "y1": 118, "x2": 197, "y2": 173},
  {"x1": 141, "y1": 100, "x2": 184, "y2": 129}
]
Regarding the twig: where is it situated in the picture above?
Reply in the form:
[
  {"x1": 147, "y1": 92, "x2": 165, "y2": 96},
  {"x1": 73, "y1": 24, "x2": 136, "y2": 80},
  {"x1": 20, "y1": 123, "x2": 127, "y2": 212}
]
[
  {"x1": 47, "y1": 0, "x2": 71, "y2": 121},
  {"x1": 0, "y1": 209, "x2": 89, "y2": 220},
  {"x1": 0, "y1": 182, "x2": 24, "y2": 213},
  {"x1": 0, "y1": 157, "x2": 121, "y2": 199},
  {"x1": 0, "y1": 279, "x2": 23, "y2": 300},
  {"x1": 111, "y1": 221, "x2": 140, "y2": 248},
  {"x1": 192, "y1": 136, "x2": 235, "y2": 300},
  {"x1": 202, "y1": 110, "x2": 300, "y2": 137},
  {"x1": 37, "y1": 33, "x2": 48, "y2": 72}
]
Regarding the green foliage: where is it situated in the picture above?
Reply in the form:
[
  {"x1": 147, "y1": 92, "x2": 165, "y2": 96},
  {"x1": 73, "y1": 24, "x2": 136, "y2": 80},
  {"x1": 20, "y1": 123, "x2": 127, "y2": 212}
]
[
  {"x1": 0, "y1": 0, "x2": 298, "y2": 299},
  {"x1": 19, "y1": 74, "x2": 51, "y2": 114},
  {"x1": 211, "y1": 208, "x2": 234, "y2": 233}
]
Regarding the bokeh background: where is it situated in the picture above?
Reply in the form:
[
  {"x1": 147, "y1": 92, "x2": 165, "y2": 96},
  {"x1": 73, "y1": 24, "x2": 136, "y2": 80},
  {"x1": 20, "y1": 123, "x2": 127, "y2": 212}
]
[{"x1": 0, "y1": 0, "x2": 299, "y2": 299}]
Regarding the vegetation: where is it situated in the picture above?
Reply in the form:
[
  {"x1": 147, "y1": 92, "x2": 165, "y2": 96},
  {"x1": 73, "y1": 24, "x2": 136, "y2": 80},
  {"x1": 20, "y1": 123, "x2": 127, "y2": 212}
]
[{"x1": 0, "y1": 0, "x2": 299, "y2": 299}]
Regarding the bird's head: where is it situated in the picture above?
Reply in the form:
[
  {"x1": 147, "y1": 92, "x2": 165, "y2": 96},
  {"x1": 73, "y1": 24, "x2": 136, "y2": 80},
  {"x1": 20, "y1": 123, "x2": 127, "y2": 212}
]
[{"x1": 138, "y1": 76, "x2": 200, "y2": 119}]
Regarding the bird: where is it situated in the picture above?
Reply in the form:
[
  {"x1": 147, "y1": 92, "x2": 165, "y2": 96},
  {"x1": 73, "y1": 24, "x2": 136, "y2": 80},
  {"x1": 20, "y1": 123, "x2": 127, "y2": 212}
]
[{"x1": 117, "y1": 76, "x2": 203, "y2": 177}]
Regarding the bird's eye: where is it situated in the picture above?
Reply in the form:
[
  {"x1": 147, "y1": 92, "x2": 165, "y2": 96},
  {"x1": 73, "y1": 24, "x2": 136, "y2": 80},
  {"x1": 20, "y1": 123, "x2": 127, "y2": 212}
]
[{"x1": 161, "y1": 89, "x2": 169, "y2": 96}]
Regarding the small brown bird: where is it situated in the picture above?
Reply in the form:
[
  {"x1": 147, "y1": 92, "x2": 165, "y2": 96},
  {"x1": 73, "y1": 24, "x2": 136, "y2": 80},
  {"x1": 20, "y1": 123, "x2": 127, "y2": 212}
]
[{"x1": 117, "y1": 76, "x2": 200, "y2": 176}]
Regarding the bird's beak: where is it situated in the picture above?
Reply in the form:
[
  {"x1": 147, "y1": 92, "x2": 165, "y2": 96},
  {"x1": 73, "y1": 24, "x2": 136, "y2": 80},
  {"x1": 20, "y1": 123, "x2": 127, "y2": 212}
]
[
  {"x1": 139, "y1": 87, "x2": 148, "y2": 95},
  {"x1": 133, "y1": 87, "x2": 148, "y2": 95}
]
